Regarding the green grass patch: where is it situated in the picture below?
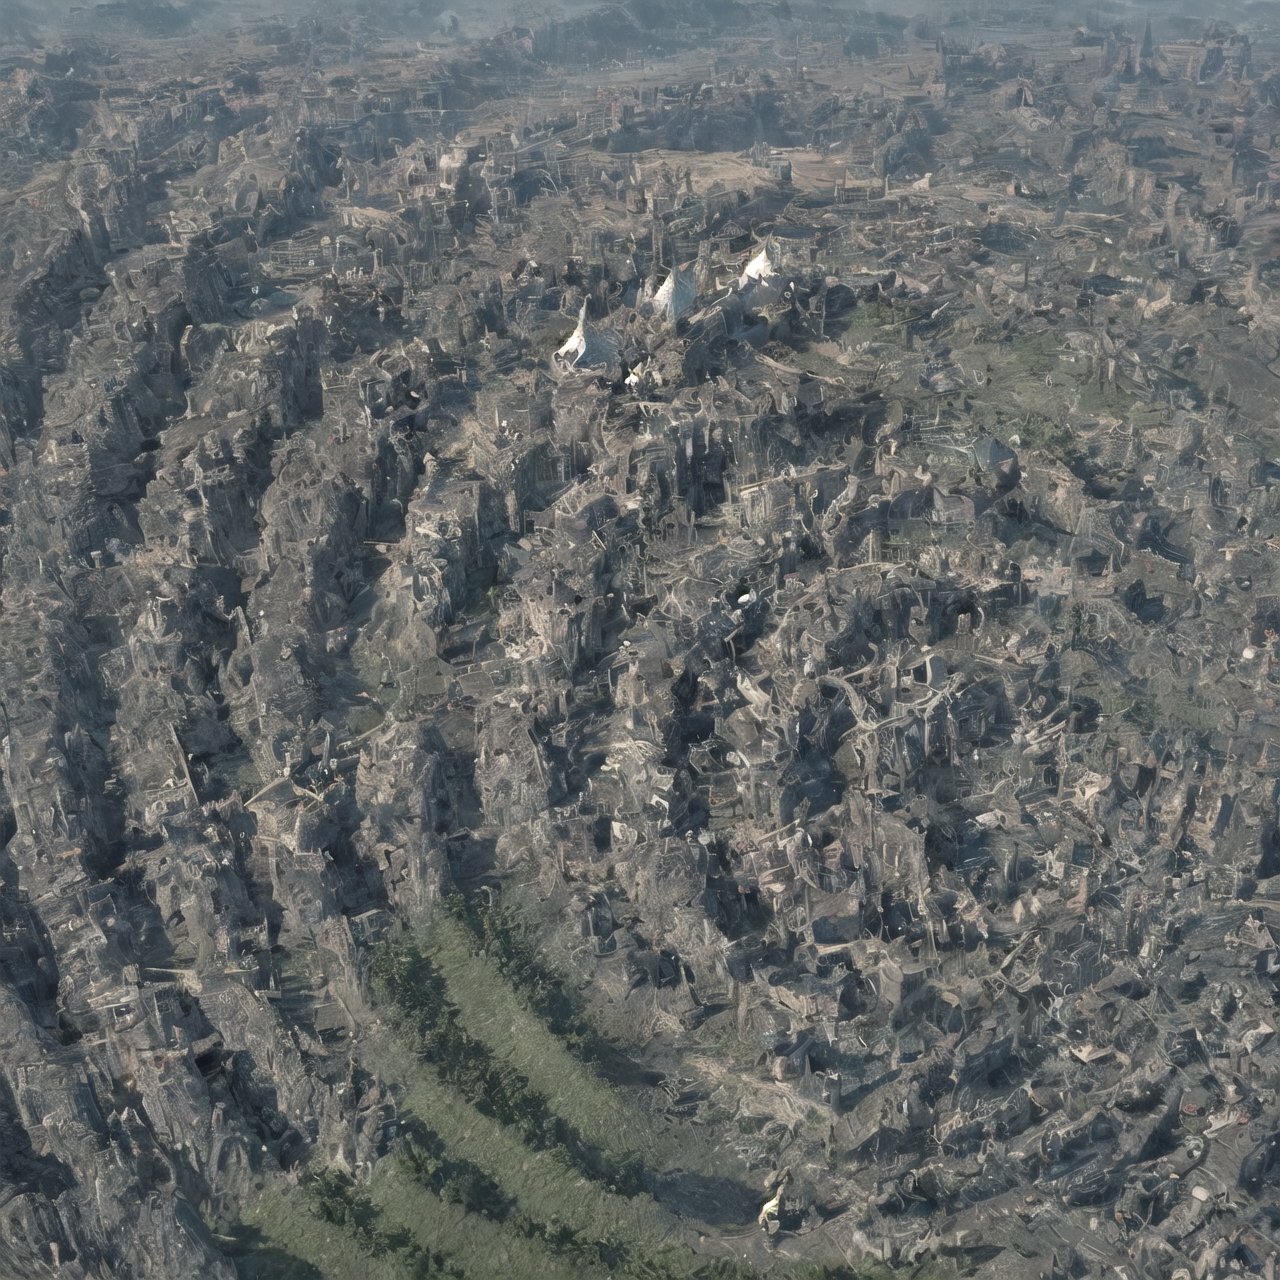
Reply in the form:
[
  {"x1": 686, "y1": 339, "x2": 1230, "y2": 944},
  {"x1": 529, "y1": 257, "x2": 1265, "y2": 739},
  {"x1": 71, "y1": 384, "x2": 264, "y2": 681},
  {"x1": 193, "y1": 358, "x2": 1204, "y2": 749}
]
[
  {"x1": 1015, "y1": 411, "x2": 1074, "y2": 457},
  {"x1": 371, "y1": 1140, "x2": 598, "y2": 1280},
  {"x1": 233, "y1": 908, "x2": 866, "y2": 1280},
  {"x1": 436, "y1": 901, "x2": 662, "y2": 1157},
  {"x1": 370, "y1": 934, "x2": 649, "y2": 1194},
  {"x1": 303, "y1": 1169, "x2": 462, "y2": 1276},
  {"x1": 230, "y1": 1180, "x2": 425, "y2": 1280},
  {"x1": 437, "y1": 896, "x2": 762, "y2": 1202},
  {"x1": 835, "y1": 300, "x2": 902, "y2": 347},
  {"x1": 367, "y1": 1033, "x2": 700, "y2": 1261},
  {"x1": 234, "y1": 999, "x2": 882, "y2": 1280}
]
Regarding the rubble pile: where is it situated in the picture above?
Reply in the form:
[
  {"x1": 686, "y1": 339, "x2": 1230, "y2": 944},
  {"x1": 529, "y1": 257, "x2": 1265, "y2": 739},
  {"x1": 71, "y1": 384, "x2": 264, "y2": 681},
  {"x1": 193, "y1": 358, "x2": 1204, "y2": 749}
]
[{"x1": 0, "y1": 1, "x2": 1279, "y2": 1277}]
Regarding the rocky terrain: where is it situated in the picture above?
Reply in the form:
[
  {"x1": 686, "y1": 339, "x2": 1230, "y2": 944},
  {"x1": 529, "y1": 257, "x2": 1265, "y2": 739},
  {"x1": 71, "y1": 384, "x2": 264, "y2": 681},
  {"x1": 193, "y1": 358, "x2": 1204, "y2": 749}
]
[{"x1": 0, "y1": 2, "x2": 1278, "y2": 1278}]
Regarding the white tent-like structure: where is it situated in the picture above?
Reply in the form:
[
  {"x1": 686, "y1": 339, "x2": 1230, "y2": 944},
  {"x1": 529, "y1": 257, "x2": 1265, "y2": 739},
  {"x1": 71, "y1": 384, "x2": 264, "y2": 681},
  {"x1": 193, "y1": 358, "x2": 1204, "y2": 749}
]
[
  {"x1": 553, "y1": 301, "x2": 622, "y2": 378},
  {"x1": 651, "y1": 261, "x2": 697, "y2": 326},
  {"x1": 738, "y1": 239, "x2": 778, "y2": 288},
  {"x1": 738, "y1": 237, "x2": 787, "y2": 308}
]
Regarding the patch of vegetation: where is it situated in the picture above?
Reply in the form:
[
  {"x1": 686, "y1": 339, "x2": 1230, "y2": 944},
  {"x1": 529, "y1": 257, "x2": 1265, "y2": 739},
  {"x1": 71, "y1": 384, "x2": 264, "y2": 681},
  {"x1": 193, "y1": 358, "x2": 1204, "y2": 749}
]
[
  {"x1": 397, "y1": 1116, "x2": 513, "y2": 1219},
  {"x1": 444, "y1": 894, "x2": 604, "y2": 1050},
  {"x1": 1123, "y1": 693, "x2": 1158, "y2": 736},
  {"x1": 1000, "y1": 328, "x2": 1060, "y2": 375},
  {"x1": 435, "y1": 896, "x2": 722, "y2": 1159},
  {"x1": 225, "y1": 1224, "x2": 325, "y2": 1280},
  {"x1": 395, "y1": 1110, "x2": 755, "y2": 1280},
  {"x1": 834, "y1": 299, "x2": 904, "y2": 349},
  {"x1": 241, "y1": 1078, "x2": 887, "y2": 1280},
  {"x1": 237, "y1": 915, "x2": 881, "y2": 1280},
  {"x1": 1014, "y1": 411, "x2": 1074, "y2": 457},
  {"x1": 1154, "y1": 689, "x2": 1224, "y2": 733},
  {"x1": 370, "y1": 935, "x2": 647, "y2": 1196},
  {"x1": 303, "y1": 1169, "x2": 462, "y2": 1278}
]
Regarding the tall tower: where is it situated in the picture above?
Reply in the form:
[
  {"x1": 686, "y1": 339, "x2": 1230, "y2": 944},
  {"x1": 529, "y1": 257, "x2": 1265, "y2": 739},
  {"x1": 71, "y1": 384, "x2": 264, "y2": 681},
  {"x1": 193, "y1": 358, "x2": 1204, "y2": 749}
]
[{"x1": 1139, "y1": 16, "x2": 1155, "y2": 74}]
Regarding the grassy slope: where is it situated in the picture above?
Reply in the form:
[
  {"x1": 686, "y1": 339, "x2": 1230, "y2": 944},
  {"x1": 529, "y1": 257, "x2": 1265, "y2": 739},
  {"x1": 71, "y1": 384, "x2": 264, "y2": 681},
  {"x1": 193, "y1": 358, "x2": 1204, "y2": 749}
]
[
  {"x1": 232, "y1": 908, "x2": 761, "y2": 1280},
  {"x1": 421, "y1": 913, "x2": 669, "y2": 1162}
]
